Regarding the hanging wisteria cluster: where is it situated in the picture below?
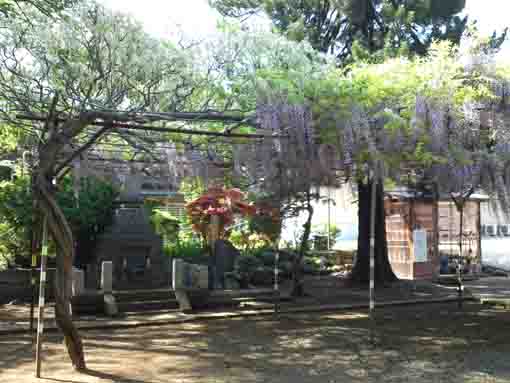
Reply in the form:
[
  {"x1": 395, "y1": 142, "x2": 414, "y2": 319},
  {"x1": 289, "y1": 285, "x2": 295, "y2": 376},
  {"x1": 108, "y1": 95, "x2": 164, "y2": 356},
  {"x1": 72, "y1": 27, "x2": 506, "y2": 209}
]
[
  {"x1": 249, "y1": 77, "x2": 510, "y2": 217},
  {"x1": 245, "y1": 102, "x2": 336, "y2": 201}
]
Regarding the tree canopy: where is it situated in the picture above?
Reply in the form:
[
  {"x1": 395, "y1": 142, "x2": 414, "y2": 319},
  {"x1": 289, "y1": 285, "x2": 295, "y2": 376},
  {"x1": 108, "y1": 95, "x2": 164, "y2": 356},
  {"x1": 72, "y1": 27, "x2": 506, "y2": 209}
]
[
  {"x1": 211, "y1": 0, "x2": 506, "y2": 64},
  {"x1": 0, "y1": 0, "x2": 76, "y2": 19}
]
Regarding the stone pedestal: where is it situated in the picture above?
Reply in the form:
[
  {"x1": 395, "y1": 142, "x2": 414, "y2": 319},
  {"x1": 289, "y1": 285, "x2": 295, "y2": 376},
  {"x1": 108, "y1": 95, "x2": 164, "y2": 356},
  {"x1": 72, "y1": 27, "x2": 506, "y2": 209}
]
[
  {"x1": 174, "y1": 290, "x2": 192, "y2": 311},
  {"x1": 104, "y1": 294, "x2": 118, "y2": 317},
  {"x1": 172, "y1": 258, "x2": 209, "y2": 311},
  {"x1": 101, "y1": 261, "x2": 118, "y2": 316},
  {"x1": 101, "y1": 261, "x2": 113, "y2": 293},
  {"x1": 72, "y1": 268, "x2": 85, "y2": 296}
]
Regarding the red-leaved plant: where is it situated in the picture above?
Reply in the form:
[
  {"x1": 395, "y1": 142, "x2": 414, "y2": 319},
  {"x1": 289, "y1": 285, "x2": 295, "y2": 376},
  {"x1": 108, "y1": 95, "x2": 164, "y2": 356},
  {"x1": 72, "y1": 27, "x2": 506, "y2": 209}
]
[{"x1": 186, "y1": 187, "x2": 257, "y2": 241}]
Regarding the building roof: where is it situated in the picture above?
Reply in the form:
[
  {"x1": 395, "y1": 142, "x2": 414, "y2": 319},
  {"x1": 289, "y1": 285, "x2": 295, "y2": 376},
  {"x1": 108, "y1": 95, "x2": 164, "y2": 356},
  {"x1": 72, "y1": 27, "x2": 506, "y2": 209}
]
[{"x1": 386, "y1": 188, "x2": 490, "y2": 201}]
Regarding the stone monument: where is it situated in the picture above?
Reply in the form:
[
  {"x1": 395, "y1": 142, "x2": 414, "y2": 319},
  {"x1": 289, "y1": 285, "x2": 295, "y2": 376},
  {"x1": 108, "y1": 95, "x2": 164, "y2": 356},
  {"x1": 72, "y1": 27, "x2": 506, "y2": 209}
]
[{"x1": 89, "y1": 206, "x2": 165, "y2": 290}]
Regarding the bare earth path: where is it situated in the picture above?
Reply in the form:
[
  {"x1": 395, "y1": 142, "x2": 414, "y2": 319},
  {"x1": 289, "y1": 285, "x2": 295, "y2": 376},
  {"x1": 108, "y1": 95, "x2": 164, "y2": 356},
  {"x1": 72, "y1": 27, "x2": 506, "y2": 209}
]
[{"x1": 1, "y1": 302, "x2": 509, "y2": 383}]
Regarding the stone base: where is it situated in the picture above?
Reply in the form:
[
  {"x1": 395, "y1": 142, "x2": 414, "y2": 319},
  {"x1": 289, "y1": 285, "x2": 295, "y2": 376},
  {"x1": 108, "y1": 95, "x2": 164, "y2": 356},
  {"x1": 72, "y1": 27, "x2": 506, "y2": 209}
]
[{"x1": 104, "y1": 294, "x2": 118, "y2": 317}]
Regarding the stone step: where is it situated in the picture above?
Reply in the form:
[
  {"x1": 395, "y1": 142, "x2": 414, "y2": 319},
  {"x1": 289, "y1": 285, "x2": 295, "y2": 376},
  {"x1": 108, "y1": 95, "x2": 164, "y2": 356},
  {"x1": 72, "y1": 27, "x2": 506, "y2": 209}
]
[
  {"x1": 73, "y1": 288, "x2": 290, "y2": 315},
  {"x1": 121, "y1": 308, "x2": 183, "y2": 316},
  {"x1": 113, "y1": 288, "x2": 175, "y2": 302},
  {"x1": 117, "y1": 298, "x2": 180, "y2": 312}
]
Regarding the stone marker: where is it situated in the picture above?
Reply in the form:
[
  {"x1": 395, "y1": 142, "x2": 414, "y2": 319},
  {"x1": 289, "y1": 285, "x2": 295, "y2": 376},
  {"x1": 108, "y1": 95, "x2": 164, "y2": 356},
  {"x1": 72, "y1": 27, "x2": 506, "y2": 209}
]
[
  {"x1": 72, "y1": 268, "x2": 85, "y2": 296},
  {"x1": 172, "y1": 259, "x2": 185, "y2": 289},
  {"x1": 198, "y1": 266, "x2": 209, "y2": 289},
  {"x1": 173, "y1": 259, "x2": 208, "y2": 289},
  {"x1": 172, "y1": 259, "x2": 209, "y2": 311},
  {"x1": 174, "y1": 290, "x2": 192, "y2": 311},
  {"x1": 100, "y1": 261, "x2": 117, "y2": 316},
  {"x1": 173, "y1": 259, "x2": 192, "y2": 311},
  {"x1": 101, "y1": 261, "x2": 113, "y2": 293},
  {"x1": 104, "y1": 294, "x2": 118, "y2": 316}
]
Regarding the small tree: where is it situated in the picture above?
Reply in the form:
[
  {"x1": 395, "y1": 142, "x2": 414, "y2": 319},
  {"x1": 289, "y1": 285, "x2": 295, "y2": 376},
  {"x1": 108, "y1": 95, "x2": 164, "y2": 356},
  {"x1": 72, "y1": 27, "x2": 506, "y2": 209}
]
[{"x1": 186, "y1": 186, "x2": 256, "y2": 242}]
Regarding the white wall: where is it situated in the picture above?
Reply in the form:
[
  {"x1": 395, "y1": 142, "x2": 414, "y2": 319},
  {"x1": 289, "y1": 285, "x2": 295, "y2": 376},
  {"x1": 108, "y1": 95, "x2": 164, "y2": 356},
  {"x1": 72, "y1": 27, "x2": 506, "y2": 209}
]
[{"x1": 480, "y1": 201, "x2": 510, "y2": 270}]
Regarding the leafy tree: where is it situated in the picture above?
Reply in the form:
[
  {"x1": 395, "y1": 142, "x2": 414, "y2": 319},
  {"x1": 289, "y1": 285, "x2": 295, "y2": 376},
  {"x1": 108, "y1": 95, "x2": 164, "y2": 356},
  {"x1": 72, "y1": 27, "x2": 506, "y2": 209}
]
[{"x1": 211, "y1": 0, "x2": 506, "y2": 64}]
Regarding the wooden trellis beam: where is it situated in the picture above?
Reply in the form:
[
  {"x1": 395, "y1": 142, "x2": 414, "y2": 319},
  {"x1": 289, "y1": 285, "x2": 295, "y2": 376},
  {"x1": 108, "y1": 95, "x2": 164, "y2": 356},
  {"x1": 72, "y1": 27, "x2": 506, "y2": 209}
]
[{"x1": 17, "y1": 114, "x2": 288, "y2": 139}]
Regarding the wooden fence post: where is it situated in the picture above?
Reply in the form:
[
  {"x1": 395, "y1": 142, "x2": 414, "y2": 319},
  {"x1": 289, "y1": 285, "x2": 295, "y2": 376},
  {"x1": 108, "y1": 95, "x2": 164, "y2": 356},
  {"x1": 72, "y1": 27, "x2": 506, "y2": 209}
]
[{"x1": 35, "y1": 216, "x2": 48, "y2": 378}]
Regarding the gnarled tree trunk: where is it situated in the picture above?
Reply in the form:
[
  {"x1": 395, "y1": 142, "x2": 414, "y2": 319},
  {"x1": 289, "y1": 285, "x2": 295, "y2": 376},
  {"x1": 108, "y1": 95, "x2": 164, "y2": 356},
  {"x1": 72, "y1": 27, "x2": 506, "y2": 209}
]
[
  {"x1": 350, "y1": 180, "x2": 397, "y2": 285},
  {"x1": 34, "y1": 173, "x2": 86, "y2": 370},
  {"x1": 32, "y1": 111, "x2": 101, "y2": 371}
]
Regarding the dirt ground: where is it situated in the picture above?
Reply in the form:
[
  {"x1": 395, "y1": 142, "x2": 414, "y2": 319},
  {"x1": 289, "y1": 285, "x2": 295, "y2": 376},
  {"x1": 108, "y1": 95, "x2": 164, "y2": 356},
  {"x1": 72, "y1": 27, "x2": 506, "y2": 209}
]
[{"x1": 1, "y1": 302, "x2": 509, "y2": 383}]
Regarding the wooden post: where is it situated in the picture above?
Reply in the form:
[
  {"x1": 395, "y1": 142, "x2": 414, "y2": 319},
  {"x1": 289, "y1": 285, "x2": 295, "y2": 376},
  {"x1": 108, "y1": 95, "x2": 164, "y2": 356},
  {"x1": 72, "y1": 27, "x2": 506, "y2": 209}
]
[
  {"x1": 274, "y1": 250, "x2": 279, "y2": 315},
  {"x1": 35, "y1": 216, "x2": 48, "y2": 378},
  {"x1": 29, "y1": 241, "x2": 37, "y2": 333},
  {"x1": 432, "y1": 183, "x2": 440, "y2": 276},
  {"x1": 369, "y1": 166, "x2": 377, "y2": 314},
  {"x1": 477, "y1": 201, "x2": 482, "y2": 271},
  {"x1": 327, "y1": 186, "x2": 331, "y2": 251},
  {"x1": 457, "y1": 203, "x2": 464, "y2": 308},
  {"x1": 29, "y1": 175, "x2": 37, "y2": 333}
]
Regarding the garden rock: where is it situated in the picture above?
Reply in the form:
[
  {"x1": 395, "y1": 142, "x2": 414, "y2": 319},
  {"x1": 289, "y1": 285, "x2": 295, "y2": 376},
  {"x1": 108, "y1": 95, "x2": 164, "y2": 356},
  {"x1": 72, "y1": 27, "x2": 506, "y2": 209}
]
[{"x1": 224, "y1": 272, "x2": 241, "y2": 289}]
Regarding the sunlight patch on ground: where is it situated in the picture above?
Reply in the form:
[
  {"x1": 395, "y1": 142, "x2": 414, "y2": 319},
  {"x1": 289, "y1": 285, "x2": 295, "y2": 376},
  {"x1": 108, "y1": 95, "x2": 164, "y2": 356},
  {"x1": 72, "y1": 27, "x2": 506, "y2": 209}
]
[{"x1": 323, "y1": 313, "x2": 369, "y2": 320}]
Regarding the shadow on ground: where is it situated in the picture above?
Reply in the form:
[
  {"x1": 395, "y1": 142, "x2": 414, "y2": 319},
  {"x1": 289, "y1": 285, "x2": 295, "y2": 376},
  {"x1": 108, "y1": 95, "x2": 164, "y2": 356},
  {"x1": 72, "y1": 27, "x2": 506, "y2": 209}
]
[{"x1": 1, "y1": 302, "x2": 510, "y2": 383}]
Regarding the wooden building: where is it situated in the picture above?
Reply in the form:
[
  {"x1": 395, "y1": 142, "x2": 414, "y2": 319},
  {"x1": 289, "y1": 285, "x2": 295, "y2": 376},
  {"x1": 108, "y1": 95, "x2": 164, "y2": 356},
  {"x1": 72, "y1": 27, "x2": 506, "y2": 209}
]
[{"x1": 385, "y1": 191, "x2": 486, "y2": 280}]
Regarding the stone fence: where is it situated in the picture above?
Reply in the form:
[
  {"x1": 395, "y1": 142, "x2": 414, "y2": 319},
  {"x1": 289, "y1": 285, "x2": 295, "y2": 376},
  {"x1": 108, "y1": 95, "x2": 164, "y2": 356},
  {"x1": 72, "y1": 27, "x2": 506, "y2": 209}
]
[{"x1": 0, "y1": 268, "x2": 56, "y2": 304}]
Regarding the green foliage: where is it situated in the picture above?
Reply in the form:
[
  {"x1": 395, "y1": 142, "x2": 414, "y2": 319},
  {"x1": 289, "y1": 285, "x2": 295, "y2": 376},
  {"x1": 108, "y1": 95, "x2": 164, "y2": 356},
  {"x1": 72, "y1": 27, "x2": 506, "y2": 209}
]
[
  {"x1": 0, "y1": 125, "x2": 22, "y2": 158},
  {"x1": 170, "y1": 239, "x2": 207, "y2": 264},
  {"x1": 0, "y1": 175, "x2": 118, "y2": 268},
  {"x1": 247, "y1": 213, "x2": 281, "y2": 244},
  {"x1": 57, "y1": 176, "x2": 118, "y2": 239},
  {"x1": 150, "y1": 210, "x2": 180, "y2": 242},
  {"x1": 0, "y1": 177, "x2": 32, "y2": 267},
  {"x1": 146, "y1": 205, "x2": 183, "y2": 257},
  {"x1": 179, "y1": 177, "x2": 206, "y2": 203},
  {"x1": 311, "y1": 224, "x2": 341, "y2": 250}
]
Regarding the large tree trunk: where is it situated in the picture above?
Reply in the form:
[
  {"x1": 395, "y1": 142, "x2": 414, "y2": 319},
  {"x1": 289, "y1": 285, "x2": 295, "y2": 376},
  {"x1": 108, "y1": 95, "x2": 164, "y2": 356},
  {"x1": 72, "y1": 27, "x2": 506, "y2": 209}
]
[
  {"x1": 350, "y1": 180, "x2": 397, "y2": 285},
  {"x1": 291, "y1": 192, "x2": 313, "y2": 296},
  {"x1": 35, "y1": 174, "x2": 86, "y2": 370},
  {"x1": 32, "y1": 112, "x2": 97, "y2": 371}
]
